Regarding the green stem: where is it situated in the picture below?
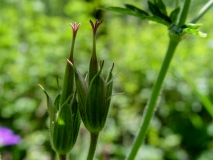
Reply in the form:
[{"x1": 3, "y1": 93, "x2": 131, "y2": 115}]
[
  {"x1": 87, "y1": 132, "x2": 99, "y2": 160},
  {"x1": 58, "y1": 154, "x2": 67, "y2": 160},
  {"x1": 125, "y1": 1, "x2": 192, "y2": 159},
  {"x1": 125, "y1": 39, "x2": 179, "y2": 160},
  {"x1": 190, "y1": 0, "x2": 213, "y2": 23},
  {"x1": 177, "y1": 0, "x2": 191, "y2": 27}
]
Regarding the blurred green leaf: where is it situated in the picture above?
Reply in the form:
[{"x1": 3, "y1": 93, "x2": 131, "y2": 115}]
[
  {"x1": 102, "y1": 6, "x2": 171, "y2": 26},
  {"x1": 148, "y1": 1, "x2": 171, "y2": 23},
  {"x1": 124, "y1": 4, "x2": 149, "y2": 16},
  {"x1": 153, "y1": 0, "x2": 167, "y2": 15},
  {"x1": 102, "y1": 7, "x2": 137, "y2": 16},
  {"x1": 169, "y1": 6, "x2": 180, "y2": 23},
  {"x1": 183, "y1": 28, "x2": 207, "y2": 37},
  {"x1": 185, "y1": 23, "x2": 203, "y2": 29}
]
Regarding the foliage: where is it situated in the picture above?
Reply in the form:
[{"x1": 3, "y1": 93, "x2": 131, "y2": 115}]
[{"x1": 0, "y1": 0, "x2": 213, "y2": 160}]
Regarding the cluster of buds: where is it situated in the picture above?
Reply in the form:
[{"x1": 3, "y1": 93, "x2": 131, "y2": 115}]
[{"x1": 39, "y1": 20, "x2": 114, "y2": 157}]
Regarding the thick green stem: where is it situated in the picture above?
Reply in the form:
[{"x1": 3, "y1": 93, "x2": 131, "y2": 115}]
[
  {"x1": 87, "y1": 132, "x2": 99, "y2": 160},
  {"x1": 191, "y1": 0, "x2": 213, "y2": 23},
  {"x1": 125, "y1": 1, "x2": 192, "y2": 159},
  {"x1": 57, "y1": 154, "x2": 67, "y2": 160}
]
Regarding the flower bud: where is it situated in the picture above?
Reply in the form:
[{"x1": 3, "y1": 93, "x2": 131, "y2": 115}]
[
  {"x1": 60, "y1": 22, "x2": 81, "y2": 106},
  {"x1": 86, "y1": 61, "x2": 107, "y2": 133},
  {"x1": 71, "y1": 61, "x2": 114, "y2": 134}
]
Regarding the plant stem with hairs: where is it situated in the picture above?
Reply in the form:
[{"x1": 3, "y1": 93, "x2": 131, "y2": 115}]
[
  {"x1": 125, "y1": 0, "x2": 190, "y2": 159},
  {"x1": 126, "y1": 0, "x2": 213, "y2": 159}
]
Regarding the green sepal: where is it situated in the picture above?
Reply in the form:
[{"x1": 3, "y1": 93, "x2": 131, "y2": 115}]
[
  {"x1": 88, "y1": 56, "x2": 99, "y2": 85},
  {"x1": 169, "y1": 6, "x2": 180, "y2": 23},
  {"x1": 39, "y1": 85, "x2": 55, "y2": 125},
  {"x1": 54, "y1": 93, "x2": 61, "y2": 114},
  {"x1": 52, "y1": 104, "x2": 73, "y2": 154},
  {"x1": 52, "y1": 93, "x2": 80, "y2": 154},
  {"x1": 68, "y1": 92, "x2": 81, "y2": 149},
  {"x1": 74, "y1": 68, "x2": 88, "y2": 123},
  {"x1": 67, "y1": 60, "x2": 89, "y2": 125},
  {"x1": 148, "y1": 1, "x2": 171, "y2": 23},
  {"x1": 105, "y1": 64, "x2": 114, "y2": 118},
  {"x1": 86, "y1": 61, "x2": 107, "y2": 133},
  {"x1": 60, "y1": 61, "x2": 75, "y2": 107}
]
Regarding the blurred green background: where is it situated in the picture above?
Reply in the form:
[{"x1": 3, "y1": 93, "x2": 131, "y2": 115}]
[{"x1": 0, "y1": 0, "x2": 213, "y2": 160}]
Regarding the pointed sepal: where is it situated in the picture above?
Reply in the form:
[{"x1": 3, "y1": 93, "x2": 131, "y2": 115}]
[{"x1": 86, "y1": 61, "x2": 107, "y2": 133}]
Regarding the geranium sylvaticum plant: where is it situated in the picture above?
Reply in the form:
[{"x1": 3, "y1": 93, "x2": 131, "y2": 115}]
[{"x1": 38, "y1": 0, "x2": 213, "y2": 159}]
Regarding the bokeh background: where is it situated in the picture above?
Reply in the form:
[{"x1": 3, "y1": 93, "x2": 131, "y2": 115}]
[{"x1": 0, "y1": 0, "x2": 213, "y2": 160}]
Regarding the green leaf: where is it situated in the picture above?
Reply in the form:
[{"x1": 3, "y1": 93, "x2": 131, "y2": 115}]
[
  {"x1": 102, "y1": 7, "x2": 137, "y2": 16},
  {"x1": 138, "y1": 15, "x2": 171, "y2": 26},
  {"x1": 153, "y1": 0, "x2": 167, "y2": 15},
  {"x1": 183, "y1": 28, "x2": 207, "y2": 37},
  {"x1": 124, "y1": 4, "x2": 149, "y2": 16},
  {"x1": 185, "y1": 23, "x2": 203, "y2": 29},
  {"x1": 169, "y1": 6, "x2": 180, "y2": 23},
  {"x1": 69, "y1": 92, "x2": 81, "y2": 146},
  {"x1": 102, "y1": 5, "x2": 171, "y2": 26},
  {"x1": 148, "y1": 1, "x2": 171, "y2": 23}
]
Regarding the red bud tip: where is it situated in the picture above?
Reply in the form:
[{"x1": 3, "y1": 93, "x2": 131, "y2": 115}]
[
  {"x1": 89, "y1": 19, "x2": 103, "y2": 34},
  {"x1": 70, "y1": 22, "x2": 81, "y2": 33}
]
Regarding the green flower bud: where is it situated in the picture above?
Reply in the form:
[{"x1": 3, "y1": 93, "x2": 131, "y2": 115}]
[
  {"x1": 60, "y1": 22, "x2": 81, "y2": 106},
  {"x1": 39, "y1": 22, "x2": 81, "y2": 154},
  {"x1": 86, "y1": 61, "x2": 107, "y2": 133},
  {"x1": 69, "y1": 61, "x2": 114, "y2": 134}
]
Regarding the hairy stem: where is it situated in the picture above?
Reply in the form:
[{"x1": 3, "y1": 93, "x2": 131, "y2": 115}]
[
  {"x1": 125, "y1": 39, "x2": 179, "y2": 160},
  {"x1": 125, "y1": 1, "x2": 192, "y2": 159},
  {"x1": 87, "y1": 132, "x2": 99, "y2": 160}
]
